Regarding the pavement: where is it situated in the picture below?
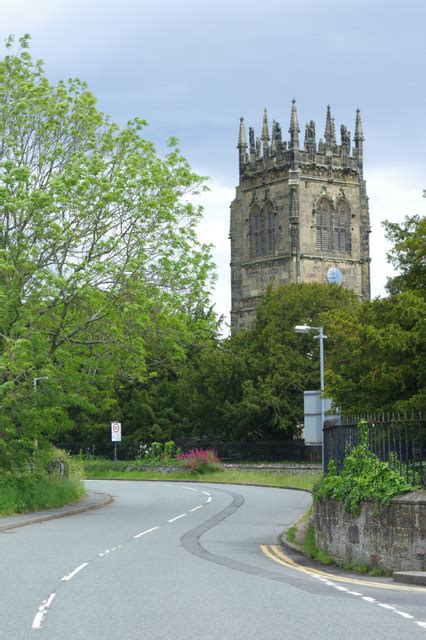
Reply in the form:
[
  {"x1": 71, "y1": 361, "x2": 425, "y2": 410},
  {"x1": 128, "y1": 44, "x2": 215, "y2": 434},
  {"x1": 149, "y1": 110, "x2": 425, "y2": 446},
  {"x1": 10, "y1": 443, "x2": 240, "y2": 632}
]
[{"x1": 0, "y1": 490, "x2": 113, "y2": 532}]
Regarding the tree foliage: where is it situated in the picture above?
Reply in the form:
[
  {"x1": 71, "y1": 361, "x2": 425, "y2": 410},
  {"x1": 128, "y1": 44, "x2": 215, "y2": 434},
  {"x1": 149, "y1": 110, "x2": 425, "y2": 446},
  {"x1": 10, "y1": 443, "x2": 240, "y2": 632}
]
[
  {"x1": 170, "y1": 284, "x2": 357, "y2": 441},
  {"x1": 325, "y1": 292, "x2": 425, "y2": 414},
  {"x1": 383, "y1": 214, "x2": 425, "y2": 297},
  {"x1": 0, "y1": 35, "x2": 216, "y2": 468}
]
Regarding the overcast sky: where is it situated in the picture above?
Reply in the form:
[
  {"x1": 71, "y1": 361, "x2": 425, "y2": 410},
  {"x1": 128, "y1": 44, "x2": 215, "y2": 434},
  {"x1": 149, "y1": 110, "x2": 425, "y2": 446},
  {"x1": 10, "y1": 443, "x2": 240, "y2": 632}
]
[{"x1": 2, "y1": 0, "x2": 426, "y2": 330}]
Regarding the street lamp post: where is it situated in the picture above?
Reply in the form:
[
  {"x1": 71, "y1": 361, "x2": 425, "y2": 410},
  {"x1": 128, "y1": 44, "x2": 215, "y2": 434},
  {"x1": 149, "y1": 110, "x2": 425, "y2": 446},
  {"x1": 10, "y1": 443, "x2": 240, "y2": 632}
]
[
  {"x1": 32, "y1": 377, "x2": 49, "y2": 452},
  {"x1": 294, "y1": 325, "x2": 327, "y2": 471},
  {"x1": 33, "y1": 376, "x2": 49, "y2": 390}
]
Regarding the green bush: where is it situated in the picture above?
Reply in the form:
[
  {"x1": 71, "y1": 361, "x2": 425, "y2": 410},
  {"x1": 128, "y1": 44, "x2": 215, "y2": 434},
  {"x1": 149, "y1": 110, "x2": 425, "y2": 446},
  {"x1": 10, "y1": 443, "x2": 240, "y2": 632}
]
[
  {"x1": 164, "y1": 441, "x2": 176, "y2": 459},
  {"x1": 150, "y1": 442, "x2": 163, "y2": 459},
  {"x1": 314, "y1": 421, "x2": 419, "y2": 514}
]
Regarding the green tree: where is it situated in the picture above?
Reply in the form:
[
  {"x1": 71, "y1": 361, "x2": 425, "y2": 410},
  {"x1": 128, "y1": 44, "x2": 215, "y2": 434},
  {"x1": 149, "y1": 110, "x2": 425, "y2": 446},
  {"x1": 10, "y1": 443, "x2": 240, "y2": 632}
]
[
  {"x1": 175, "y1": 284, "x2": 357, "y2": 441},
  {"x1": 383, "y1": 214, "x2": 426, "y2": 297},
  {"x1": 325, "y1": 292, "x2": 425, "y2": 414},
  {"x1": 0, "y1": 36, "x2": 215, "y2": 468}
]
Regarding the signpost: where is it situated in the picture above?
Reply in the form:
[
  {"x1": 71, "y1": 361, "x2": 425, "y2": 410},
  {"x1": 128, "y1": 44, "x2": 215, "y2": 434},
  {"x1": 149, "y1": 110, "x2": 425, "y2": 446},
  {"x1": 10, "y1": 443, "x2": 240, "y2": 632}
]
[{"x1": 111, "y1": 421, "x2": 122, "y2": 461}]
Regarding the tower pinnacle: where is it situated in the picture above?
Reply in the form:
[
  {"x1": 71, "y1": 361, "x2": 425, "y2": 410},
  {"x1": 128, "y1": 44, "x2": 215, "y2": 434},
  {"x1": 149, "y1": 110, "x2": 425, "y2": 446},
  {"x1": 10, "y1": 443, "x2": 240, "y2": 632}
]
[
  {"x1": 324, "y1": 105, "x2": 336, "y2": 148},
  {"x1": 289, "y1": 99, "x2": 300, "y2": 148},
  {"x1": 355, "y1": 109, "x2": 364, "y2": 145},
  {"x1": 261, "y1": 108, "x2": 270, "y2": 156},
  {"x1": 238, "y1": 116, "x2": 247, "y2": 148}
]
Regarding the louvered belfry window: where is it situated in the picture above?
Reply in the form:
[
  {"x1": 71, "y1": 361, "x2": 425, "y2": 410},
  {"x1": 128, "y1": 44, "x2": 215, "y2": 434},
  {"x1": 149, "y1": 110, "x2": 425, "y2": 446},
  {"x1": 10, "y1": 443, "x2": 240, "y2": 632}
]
[
  {"x1": 333, "y1": 201, "x2": 350, "y2": 252},
  {"x1": 251, "y1": 205, "x2": 263, "y2": 257},
  {"x1": 266, "y1": 204, "x2": 275, "y2": 254},
  {"x1": 251, "y1": 203, "x2": 276, "y2": 258},
  {"x1": 316, "y1": 198, "x2": 332, "y2": 251}
]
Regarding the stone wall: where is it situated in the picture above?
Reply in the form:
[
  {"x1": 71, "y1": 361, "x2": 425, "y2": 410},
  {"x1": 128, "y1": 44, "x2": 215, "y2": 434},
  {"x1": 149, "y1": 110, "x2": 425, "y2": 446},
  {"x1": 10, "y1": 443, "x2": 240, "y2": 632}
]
[{"x1": 314, "y1": 491, "x2": 426, "y2": 571}]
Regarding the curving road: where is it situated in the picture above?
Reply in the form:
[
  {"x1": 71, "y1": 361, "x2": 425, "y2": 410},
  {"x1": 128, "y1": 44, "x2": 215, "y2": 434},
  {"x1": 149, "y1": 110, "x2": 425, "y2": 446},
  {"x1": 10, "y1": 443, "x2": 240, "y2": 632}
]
[{"x1": 1, "y1": 480, "x2": 425, "y2": 639}]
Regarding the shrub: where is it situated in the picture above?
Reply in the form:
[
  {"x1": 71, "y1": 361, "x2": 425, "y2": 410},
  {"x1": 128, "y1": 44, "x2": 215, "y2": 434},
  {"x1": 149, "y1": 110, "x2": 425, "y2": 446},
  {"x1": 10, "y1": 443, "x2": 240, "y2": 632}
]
[
  {"x1": 164, "y1": 441, "x2": 176, "y2": 459},
  {"x1": 0, "y1": 448, "x2": 85, "y2": 516},
  {"x1": 177, "y1": 449, "x2": 222, "y2": 474},
  {"x1": 150, "y1": 442, "x2": 163, "y2": 459},
  {"x1": 314, "y1": 421, "x2": 419, "y2": 514}
]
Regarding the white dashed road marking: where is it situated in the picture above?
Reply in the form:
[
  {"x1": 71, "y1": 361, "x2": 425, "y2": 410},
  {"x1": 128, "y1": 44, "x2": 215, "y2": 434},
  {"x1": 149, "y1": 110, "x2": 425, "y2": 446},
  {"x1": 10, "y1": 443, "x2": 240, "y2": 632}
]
[
  {"x1": 168, "y1": 513, "x2": 187, "y2": 523},
  {"x1": 32, "y1": 484, "x2": 214, "y2": 630},
  {"x1": 31, "y1": 593, "x2": 56, "y2": 629},
  {"x1": 133, "y1": 526, "x2": 159, "y2": 539},
  {"x1": 61, "y1": 563, "x2": 89, "y2": 582}
]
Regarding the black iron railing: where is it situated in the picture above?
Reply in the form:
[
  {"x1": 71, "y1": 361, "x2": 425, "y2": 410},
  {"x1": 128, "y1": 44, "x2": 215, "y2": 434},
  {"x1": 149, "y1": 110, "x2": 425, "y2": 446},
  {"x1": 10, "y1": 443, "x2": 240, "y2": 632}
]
[
  {"x1": 58, "y1": 440, "x2": 322, "y2": 464},
  {"x1": 323, "y1": 413, "x2": 424, "y2": 485}
]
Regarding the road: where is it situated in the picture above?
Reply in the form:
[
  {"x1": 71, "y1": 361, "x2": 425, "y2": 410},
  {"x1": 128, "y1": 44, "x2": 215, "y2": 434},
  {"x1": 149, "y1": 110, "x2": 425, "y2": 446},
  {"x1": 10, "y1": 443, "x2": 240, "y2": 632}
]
[{"x1": 1, "y1": 480, "x2": 425, "y2": 639}]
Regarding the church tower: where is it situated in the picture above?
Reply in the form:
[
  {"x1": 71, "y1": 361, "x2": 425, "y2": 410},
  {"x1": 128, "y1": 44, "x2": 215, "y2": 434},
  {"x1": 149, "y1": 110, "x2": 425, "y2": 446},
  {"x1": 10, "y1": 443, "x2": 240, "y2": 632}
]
[{"x1": 230, "y1": 101, "x2": 371, "y2": 331}]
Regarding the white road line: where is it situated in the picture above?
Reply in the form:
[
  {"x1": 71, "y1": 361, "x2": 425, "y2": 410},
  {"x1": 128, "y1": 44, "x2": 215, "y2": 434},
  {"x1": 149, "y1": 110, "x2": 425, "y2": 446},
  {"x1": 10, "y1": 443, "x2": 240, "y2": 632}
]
[
  {"x1": 31, "y1": 593, "x2": 56, "y2": 629},
  {"x1": 362, "y1": 596, "x2": 376, "y2": 603},
  {"x1": 182, "y1": 486, "x2": 198, "y2": 491},
  {"x1": 61, "y1": 563, "x2": 89, "y2": 582},
  {"x1": 378, "y1": 603, "x2": 395, "y2": 610},
  {"x1": 168, "y1": 514, "x2": 186, "y2": 523},
  {"x1": 190, "y1": 505, "x2": 203, "y2": 512},
  {"x1": 206, "y1": 497, "x2": 212, "y2": 503},
  {"x1": 202, "y1": 491, "x2": 211, "y2": 496},
  {"x1": 416, "y1": 622, "x2": 426, "y2": 628},
  {"x1": 395, "y1": 611, "x2": 414, "y2": 619},
  {"x1": 133, "y1": 526, "x2": 159, "y2": 539},
  {"x1": 334, "y1": 585, "x2": 348, "y2": 592},
  {"x1": 346, "y1": 591, "x2": 363, "y2": 596}
]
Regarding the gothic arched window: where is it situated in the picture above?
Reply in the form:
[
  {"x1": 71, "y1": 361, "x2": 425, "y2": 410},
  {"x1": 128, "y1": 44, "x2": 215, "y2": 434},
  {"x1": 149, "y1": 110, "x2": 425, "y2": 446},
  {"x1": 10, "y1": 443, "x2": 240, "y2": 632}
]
[
  {"x1": 334, "y1": 200, "x2": 351, "y2": 252},
  {"x1": 315, "y1": 198, "x2": 332, "y2": 251}
]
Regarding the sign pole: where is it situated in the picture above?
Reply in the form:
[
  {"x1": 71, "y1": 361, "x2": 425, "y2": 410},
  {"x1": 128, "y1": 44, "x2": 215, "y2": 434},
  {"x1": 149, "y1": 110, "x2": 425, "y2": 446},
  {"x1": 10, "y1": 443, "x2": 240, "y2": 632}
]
[{"x1": 111, "y1": 421, "x2": 122, "y2": 462}]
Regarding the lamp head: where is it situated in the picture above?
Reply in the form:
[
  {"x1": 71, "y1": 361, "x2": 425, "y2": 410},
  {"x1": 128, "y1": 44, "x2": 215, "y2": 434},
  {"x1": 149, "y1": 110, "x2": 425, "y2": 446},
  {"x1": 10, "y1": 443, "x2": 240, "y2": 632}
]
[{"x1": 294, "y1": 325, "x2": 311, "y2": 334}]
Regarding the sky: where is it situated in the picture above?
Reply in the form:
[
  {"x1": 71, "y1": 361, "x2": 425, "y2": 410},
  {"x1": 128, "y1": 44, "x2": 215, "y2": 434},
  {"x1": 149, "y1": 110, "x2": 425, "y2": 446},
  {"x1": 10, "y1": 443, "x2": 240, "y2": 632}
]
[{"x1": 2, "y1": 0, "x2": 426, "y2": 331}]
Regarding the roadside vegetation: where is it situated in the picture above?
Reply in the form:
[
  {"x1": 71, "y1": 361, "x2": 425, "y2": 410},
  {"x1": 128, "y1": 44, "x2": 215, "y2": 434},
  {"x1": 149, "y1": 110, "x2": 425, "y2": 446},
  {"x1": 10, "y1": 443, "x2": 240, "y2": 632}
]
[
  {"x1": 313, "y1": 421, "x2": 420, "y2": 514},
  {"x1": 83, "y1": 465, "x2": 319, "y2": 491},
  {"x1": 81, "y1": 444, "x2": 319, "y2": 490},
  {"x1": 0, "y1": 450, "x2": 84, "y2": 516}
]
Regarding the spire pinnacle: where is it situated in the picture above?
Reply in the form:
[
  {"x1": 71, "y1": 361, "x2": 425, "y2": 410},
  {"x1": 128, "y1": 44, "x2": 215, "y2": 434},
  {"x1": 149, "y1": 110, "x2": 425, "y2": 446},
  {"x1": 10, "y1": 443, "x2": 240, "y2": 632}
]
[
  {"x1": 289, "y1": 98, "x2": 300, "y2": 148},
  {"x1": 261, "y1": 107, "x2": 270, "y2": 141},
  {"x1": 324, "y1": 105, "x2": 336, "y2": 147},
  {"x1": 238, "y1": 116, "x2": 247, "y2": 148},
  {"x1": 354, "y1": 109, "x2": 364, "y2": 172},
  {"x1": 355, "y1": 109, "x2": 364, "y2": 143}
]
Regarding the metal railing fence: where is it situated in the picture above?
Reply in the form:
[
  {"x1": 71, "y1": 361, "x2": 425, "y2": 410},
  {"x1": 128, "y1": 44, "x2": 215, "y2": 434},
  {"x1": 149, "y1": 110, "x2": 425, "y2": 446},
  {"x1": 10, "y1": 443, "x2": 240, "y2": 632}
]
[
  {"x1": 323, "y1": 413, "x2": 424, "y2": 485},
  {"x1": 57, "y1": 440, "x2": 322, "y2": 464}
]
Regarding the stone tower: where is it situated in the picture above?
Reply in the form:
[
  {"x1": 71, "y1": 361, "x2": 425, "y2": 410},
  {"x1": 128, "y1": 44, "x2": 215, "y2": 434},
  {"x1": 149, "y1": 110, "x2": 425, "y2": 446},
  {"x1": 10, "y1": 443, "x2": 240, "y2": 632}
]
[{"x1": 230, "y1": 100, "x2": 371, "y2": 331}]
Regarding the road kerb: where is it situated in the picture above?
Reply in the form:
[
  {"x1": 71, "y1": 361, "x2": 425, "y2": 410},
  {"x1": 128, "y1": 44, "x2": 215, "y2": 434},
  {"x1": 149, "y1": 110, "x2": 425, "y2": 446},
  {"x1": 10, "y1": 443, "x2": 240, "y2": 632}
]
[{"x1": 0, "y1": 492, "x2": 113, "y2": 532}]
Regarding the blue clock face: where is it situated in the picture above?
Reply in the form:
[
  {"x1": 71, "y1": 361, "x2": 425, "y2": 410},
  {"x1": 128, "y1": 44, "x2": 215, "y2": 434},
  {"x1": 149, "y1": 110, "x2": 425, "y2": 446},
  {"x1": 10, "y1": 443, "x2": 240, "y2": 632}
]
[{"x1": 327, "y1": 267, "x2": 342, "y2": 285}]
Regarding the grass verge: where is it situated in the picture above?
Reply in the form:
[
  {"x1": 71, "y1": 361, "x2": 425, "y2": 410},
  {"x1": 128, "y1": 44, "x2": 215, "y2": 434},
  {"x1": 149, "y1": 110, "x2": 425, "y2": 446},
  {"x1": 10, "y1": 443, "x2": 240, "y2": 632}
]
[
  {"x1": 82, "y1": 459, "x2": 320, "y2": 491},
  {"x1": 0, "y1": 473, "x2": 85, "y2": 516}
]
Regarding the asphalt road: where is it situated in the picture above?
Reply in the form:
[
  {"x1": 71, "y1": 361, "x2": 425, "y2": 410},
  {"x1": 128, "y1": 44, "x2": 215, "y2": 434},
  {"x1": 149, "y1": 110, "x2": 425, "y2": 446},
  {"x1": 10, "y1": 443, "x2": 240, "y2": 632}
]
[{"x1": 1, "y1": 480, "x2": 425, "y2": 639}]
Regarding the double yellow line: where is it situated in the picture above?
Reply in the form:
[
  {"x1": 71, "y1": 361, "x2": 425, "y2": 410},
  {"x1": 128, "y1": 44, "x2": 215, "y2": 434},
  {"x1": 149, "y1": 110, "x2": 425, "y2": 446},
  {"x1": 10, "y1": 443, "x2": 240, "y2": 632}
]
[{"x1": 260, "y1": 545, "x2": 426, "y2": 593}]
